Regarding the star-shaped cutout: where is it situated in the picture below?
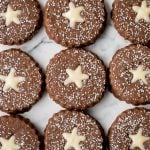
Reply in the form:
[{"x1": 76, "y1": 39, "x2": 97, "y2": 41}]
[
  {"x1": 129, "y1": 128, "x2": 150, "y2": 150},
  {"x1": 63, "y1": 127, "x2": 85, "y2": 150},
  {"x1": 62, "y1": 2, "x2": 84, "y2": 28},
  {"x1": 64, "y1": 65, "x2": 89, "y2": 88},
  {"x1": 0, "y1": 68, "x2": 25, "y2": 92},
  {"x1": 0, "y1": 5, "x2": 21, "y2": 26},
  {"x1": 129, "y1": 65, "x2": 150, "y2": 84},
  {"x1": 0, "y1": 136, "x2": 20, "y2": 150},
  {"x1": 132, "y1": 1, "x2": 150, "y2": 22}
]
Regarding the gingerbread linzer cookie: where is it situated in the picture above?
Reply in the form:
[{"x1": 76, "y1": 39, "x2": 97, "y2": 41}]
[
  {"x1": 0, "y1": 49, "x2": 43, "y2": 113},
  {"x1": 109, "y1": 44, "x2": 150, "y2": 105},
  {"x1": 0, "y1": 0, "x2": 42, "y2": 45},
  {"x1": 45, "y1": 110, "x2": 105, "y2": 150},
  {"x1": 0, "y1": 115, "x2": 41, "y2": 150},
  {"x1": 44, "y1": 0, "x2": 106, "y2": 47},
  {"x1": 46, "y1": 48, "x2": 106, "y2": 110},
  {"x1": 112, "y1": 0, "x2": 150, "y2": 47},
  {"x1": 108, "y1": 108, "x2": 150, "y2": 150}
]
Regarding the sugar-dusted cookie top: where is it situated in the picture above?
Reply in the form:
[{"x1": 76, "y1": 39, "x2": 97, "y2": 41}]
[
  {"x1": 112, "y1": 0, "x2": 150, "y2": 47},
  {"x1": 0, "y1": 0, "x2": 42, "y2": 45},
  {"x1": 0, "y1": 115, "x2": 41, "y2": 150},
  {"x1": 0, "y1": 49, "x2": 43, "y2": 113},
  {"x1": 109, "y1": 44, "x2": 150, "y2": 105},
  {"x1": 109, "y1": 108, "x2": 150, "y2": 150},
  {"x1": 46, "y1": 48, "x2": 106, "y2": 110},
  {"x1": 45, "y1": 110, "x2": 105, "y2": 150},
  {"x1": 44, "y1": 0, "x2": 106, "y2": 47}
]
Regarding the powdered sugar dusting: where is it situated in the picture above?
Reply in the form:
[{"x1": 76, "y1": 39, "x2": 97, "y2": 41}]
[
  {"x1": 0, "y1": 116, "x2": 40, "y2": 150},
  {"x1": 0, "y1": 0, "x2": 41, "y2": 45},
  {"x1": 45, "y1": 110, "x2": 104, "y2": 150},
  {"x1": 44, "y1": 0, "x2": 105, "y2": 47},
  {"x1": 112, "y1": 0, "x2": 150, "y2": 46},
  {"x1": 109, "y1": 108, "x2": 150, "y2": 150},
  {"x1": 110, "y1": 44, "x2": 150, "y2": 105},
  {"x1": 0, "y1": 49, "x2": 42, "y2": 113},
  {"x1": 46, "y1": 48, "x2": 106, "y2": 109}
]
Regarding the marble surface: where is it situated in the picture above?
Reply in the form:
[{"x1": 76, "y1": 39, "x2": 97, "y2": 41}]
[{"x1": 0, "y1": 0, "x2": 149, "y2": 137}]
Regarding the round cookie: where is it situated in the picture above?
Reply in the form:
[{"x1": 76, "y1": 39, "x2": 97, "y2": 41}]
[
  {"x1": 44, "y1": 0, "x2": 106, "y2": 47},
  {"x1": 108, "y1": 108, "x2": 150, "y2": 150},
  {"x1": 45, "y1": 110, "x2": 105, "y2": 150},
  {"x1": 112, "y1": 0, "x2": 150, "y2": 47},
  {"x1": 0, "y1": 49, "x2": 43, "y2": 113},
  {"x1": 46, "y1": 48, "x2": 106, "y2": 110},
  {"x1": 0, "y1": 0, "x2": 42, "y2": 45},
  {"x1": 109, "y1": 44, "x2": 150, "y2": 105},
  {"x1": 0, "y1": 115, "x2": 41, "y2": 150}
]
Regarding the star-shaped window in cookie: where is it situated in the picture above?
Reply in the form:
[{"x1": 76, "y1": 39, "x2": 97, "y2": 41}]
[
  {"x1": 0, "y1": 68, "x2": 25, "y2": 92},
  {"x1": 63, "y1": 127, "x2": 85, "y2": 150},
  {"x1": 64, "y1": 65, "x2": 89, "y2": 88},
  {"x1": 129, "y1": 128, "x2": 150, "y2": 150},
  {"x1": 62, "y1": 2, "x2": 84, "y2": 28},
  {"x1": 129, "y1": 65, "x2": 150, "y2": 84},
  {"x1": 0, "y1": 5, "x2": 21, "y2": 26},
  {"x1": 0, "y1": 136, "x2": 20, "y2": 150},
  {"x1": 133, "y1": 1, "x2": 150, "y2": 22}
]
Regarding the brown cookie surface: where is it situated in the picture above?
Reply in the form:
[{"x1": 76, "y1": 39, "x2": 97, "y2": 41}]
[
  {"x1": 46, "y1": 48, "x2": 106, "y2": 110},
  {"x1": 109, "y1": 44, "x2": 150, "y2": 105},
  {"x1": 0, "y1": 0, "x2": 42, "y2": 45},
  {"x1": 108, "y1": 108, "x2": 150, "y2": 150},
  {"x1": 45, "y1": 110, "x2": 105, "y2": 150},
  {"x1": 44, "y1": 0, "x2": 106, "y2": 47},
  {"x1": 0, "y1": 49, "x2": 43, "y2": 113},
  {"x1": 112, "y1": 0, "x2": 150, "y2": 47},
  {"x1": 0, "y1": 115, "x2": 41, "y2": 150}
]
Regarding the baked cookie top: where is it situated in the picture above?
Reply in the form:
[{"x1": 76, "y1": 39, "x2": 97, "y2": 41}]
[
  {"x1": 45, "y1": 110, "x2": 105, "y2": 150},
  {"x1": 109, "y1": 44, "x2": 150, "y2": 105},
  {"x1": 0, "y1": 0, "x2": 42, "y2": 45},
  {"x1": 46, "y1": 48, "x2": 106, "y2": 110},
  {"x1": 44, "y1": 0, "x2": 106, "y2": 47},
  {"x1": 112, "y1": 0, "x2": 150, "y2": 47},
  {"x1": 0, "y1": 115, "x2": 41, "y2": 150},
  {"x1": 109, "y1": 108, "x2": 150, "y2": 150},
  {"x1": 0, "y1": 49, "x2": 43, "y2": 113}
]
